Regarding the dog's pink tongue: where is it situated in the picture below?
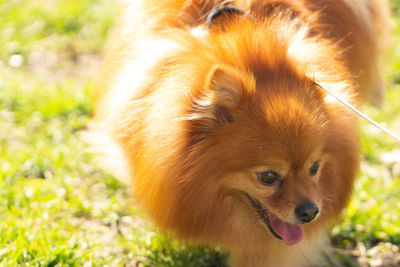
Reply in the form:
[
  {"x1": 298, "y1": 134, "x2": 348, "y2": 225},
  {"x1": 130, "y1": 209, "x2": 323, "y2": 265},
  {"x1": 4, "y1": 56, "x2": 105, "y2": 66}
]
[{"x1": 268, "y1": 212, "x2": 303, "y2": 246}]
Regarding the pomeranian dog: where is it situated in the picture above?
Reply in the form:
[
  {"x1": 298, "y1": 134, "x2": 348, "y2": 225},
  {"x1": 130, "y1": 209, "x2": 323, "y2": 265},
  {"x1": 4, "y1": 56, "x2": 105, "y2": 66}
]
[{"x1": 92, "y1": 0, "x2": 390, "y2": 266}]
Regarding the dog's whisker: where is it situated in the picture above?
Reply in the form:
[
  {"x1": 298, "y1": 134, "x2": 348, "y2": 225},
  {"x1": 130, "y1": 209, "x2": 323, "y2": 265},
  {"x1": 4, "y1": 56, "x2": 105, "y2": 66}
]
[
  {"x1": 319, "y1": 208, "x2": 330, "y2": 216},
  {"x1": 322, "y1": 195, "x2": 337, "y2": 204}
]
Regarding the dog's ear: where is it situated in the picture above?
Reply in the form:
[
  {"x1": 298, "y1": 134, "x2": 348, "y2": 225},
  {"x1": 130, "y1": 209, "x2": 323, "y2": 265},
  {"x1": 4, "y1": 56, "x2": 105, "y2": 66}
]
[
  {"x1": 208, "y1": 65, "x2": 245, "y2": 122},
  {"x1": 189, "y1": 65, "x2": 254, "y2": 140}
]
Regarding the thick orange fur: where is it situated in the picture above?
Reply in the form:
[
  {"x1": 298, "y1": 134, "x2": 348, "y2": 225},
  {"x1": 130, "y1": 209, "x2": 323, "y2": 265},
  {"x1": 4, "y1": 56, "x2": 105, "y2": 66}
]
[{"x1": 92, "y1": 0, "x2": 390, "y2": 266}]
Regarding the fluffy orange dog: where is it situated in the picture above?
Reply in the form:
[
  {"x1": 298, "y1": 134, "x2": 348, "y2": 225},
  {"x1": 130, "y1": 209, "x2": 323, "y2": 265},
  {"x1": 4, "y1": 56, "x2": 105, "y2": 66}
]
[{"x1": 93, "y1": 0, "x2": 390, "y2": 266}]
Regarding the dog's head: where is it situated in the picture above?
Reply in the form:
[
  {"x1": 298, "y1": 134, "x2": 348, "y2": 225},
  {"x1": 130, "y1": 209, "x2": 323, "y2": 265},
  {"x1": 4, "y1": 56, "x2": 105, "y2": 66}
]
[{"x1": 187, "y1": 61, "x2": 329, "y2": 246}]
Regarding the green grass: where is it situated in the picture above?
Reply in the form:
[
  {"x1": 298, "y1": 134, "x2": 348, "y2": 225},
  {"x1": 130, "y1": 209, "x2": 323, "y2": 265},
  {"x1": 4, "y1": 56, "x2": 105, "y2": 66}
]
[{"x1": 0, "y1": 0, "x2": 399, "y2": 266}]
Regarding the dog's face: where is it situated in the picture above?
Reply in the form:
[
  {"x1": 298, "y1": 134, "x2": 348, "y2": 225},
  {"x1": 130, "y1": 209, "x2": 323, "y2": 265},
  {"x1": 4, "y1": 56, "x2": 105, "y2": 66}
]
[
  {"x1": 222, "y1": 145, "x2": 326, "y2": 246},
  {"x1": 189, "y1": 62, "x2": 329, "y2": 246}
]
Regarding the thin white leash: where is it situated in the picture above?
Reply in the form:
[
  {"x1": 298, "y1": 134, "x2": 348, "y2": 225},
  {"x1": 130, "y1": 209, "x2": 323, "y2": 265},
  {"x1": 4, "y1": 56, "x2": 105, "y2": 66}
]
[{"x1": 315, "y1": 82, "x2": 400, "y2": 143}]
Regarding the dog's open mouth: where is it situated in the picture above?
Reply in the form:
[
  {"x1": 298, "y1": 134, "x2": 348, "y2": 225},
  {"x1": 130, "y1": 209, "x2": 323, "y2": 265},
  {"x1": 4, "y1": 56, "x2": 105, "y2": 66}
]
[{"x1": 247, "y1": 194, "x2": 304, "y2": 246}]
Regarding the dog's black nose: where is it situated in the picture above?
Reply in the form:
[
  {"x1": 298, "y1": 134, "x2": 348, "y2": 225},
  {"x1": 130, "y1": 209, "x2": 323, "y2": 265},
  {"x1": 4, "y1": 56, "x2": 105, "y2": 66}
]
[{"x1": 295, "y1": 202, "x2": 319, "y2": 223}]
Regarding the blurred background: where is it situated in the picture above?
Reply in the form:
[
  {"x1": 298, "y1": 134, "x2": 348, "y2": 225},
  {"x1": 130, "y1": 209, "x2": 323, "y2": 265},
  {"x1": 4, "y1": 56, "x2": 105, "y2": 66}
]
[{"x1": 0, "y1": 0, "x2": 399, "y2": 266}]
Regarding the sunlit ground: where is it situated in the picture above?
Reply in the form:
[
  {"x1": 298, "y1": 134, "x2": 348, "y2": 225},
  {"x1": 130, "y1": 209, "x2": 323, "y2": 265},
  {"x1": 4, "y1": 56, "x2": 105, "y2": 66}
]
[{"x1": 0, "y1": 0, "x2": 399, "y2": 266}]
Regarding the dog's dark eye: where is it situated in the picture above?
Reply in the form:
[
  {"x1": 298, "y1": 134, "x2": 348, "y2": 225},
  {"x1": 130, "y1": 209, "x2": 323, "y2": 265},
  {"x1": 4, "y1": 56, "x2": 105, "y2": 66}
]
[
  {"x1": 257, "y1": 171, "x2": 280, "y2": 186},
  {"x1": 310, "y1": 161, "x2": 320, "y2": 176}
]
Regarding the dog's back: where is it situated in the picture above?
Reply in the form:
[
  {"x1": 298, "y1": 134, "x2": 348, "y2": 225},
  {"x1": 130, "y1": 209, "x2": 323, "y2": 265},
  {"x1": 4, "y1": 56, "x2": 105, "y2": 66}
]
[{"x1": 95, "y1": 0, "x2": 390, "y2": 111}]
